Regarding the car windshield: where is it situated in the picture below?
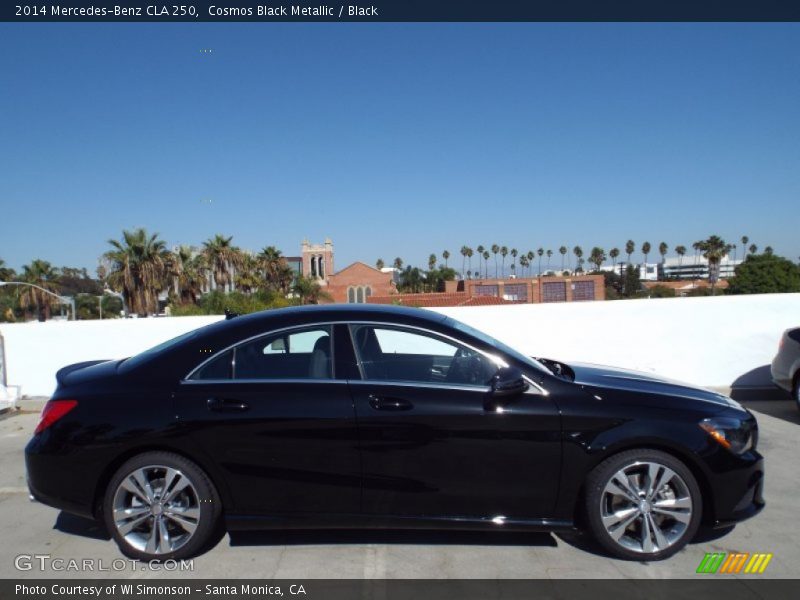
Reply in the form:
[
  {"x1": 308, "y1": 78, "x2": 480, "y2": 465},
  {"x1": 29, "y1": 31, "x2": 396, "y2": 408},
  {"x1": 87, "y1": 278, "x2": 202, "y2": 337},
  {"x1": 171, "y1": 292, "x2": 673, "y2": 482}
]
[
  {"x1": 120, "y1": 329, "x2": 200, "y2": 372},
  {"x1": 444, "y1": 317, "x2": 550, "y2": 375}
]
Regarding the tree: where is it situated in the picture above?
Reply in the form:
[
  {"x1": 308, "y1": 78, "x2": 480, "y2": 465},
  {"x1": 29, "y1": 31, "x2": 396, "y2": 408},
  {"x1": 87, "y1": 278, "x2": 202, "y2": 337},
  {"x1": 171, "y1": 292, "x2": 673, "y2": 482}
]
[
  {"x1": 428, "y1": 253, "x2": 437, "y2": 271},
  {"x1": 105, "y1": 228, "x2": 170, "y2": 317},
  {"x1": 0, "y1": 258, "x2": 14, "y2": 281},
  {"x1": 648, "y1": 284, "x2": 677, "y2": 299},
  {"x1": 658, "y1": 242, "x2": 668, "y2": 264},
  {"x1": 482, "y1": 250, "x2": 490, "y2": 278},
  {"x1": 546, "y1": 249, "x2": 553, "y2": 271},
  {"x1": 460, "y1": 246, "x2": 469, "y2": 279},
  {"x1": 292, "y1": 274, "x2": 332, "y2": 305},
  {"x1": 393, "y1": 257, "x2": 403, "y2": 270},
  {"x1": 559, "y1": 246, "x2": 567, "y2": 271},
  {"x1": 728, "y1": 253, "x2": 800, "y2": 295},
  {"x1": 675, "y1": 245, "x2": 687, "y2": 268},
  {"x1": 749, "y1": 244, "x2": 757, "y2": 255},
  {"x1": 234, "y1": 254, "x2": 261, "y2": 294},
  {"x1": 491, "y1": 244, "x2": 500, "y2": 277},
  {"x1": 442, "y1": 250, "x2": 450, "y2": 268},
  {"x1": 466, "y1": 247, "x2": 474, "y2": 278},
  {"x1": 589, "y1": 247, "x2": 606, "y2": 272},
  {"x1": 572, "y1": 246, "x2": 583, "y2": 273},
  {"x1": 519, "y1": 255, "x2": 529, "y2": 277},
  {"x1": 625, "y1": 240, "x2": 635, "y2": 265},
  {"x1": 527, "y1": 250, "x2": 535, "y2": 272},
  {"x1": 169, "y1": 245, "x2": 204, "y2": 305},
  {"x1": 500, "y1": 246, "x2": 508, "y2": 277},
  {"x1": 510, "y1": 248, "x2": 518, "y2": 275},
  {"x1": 641, "y1": 241, "x2": 651, "y2": 266},
  {"x1": 623, "y1": 264, "x2": 641, "y2": 298},
  {"x1": 741, "y1": 236, "x2": 749, "y2": 256},
  {"x1": 694, "y1": 235, "x2": 732, "y2": 293},
  {"x1": 399, "y1": 266, "x2": 424, "y2": 293},
  {"x1": 609, "y1": 248, "x2": 620, "y2": 268},
  {"x1": 20, "y1": 259, "x2": 61, "y2": 321},
  {"x1": 537, "y1": 248, "x2": 544, "y2": 275},
  {"x1": 476, "y1": 245, "x2": 485, "y2": 277},
  {"x1": 202, "y1": 234, "x2": 241, "y2": 293},
  {"x1": 259, "y1": 246, "x2": 292, "y2": 294},
  {"x1": 376, "y1": 258, "x2": 385, "y2": 270},
  {"x1": 765, "y1": 246, "x2": 774, "y2": 256}
]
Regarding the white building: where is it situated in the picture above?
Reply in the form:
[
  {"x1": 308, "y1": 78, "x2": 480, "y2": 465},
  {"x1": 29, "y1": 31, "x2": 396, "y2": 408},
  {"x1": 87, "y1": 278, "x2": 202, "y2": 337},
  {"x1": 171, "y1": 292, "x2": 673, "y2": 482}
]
[
  {"x1": 662, "y1": 255, "x2": 742, "y2": 280},
  {"x1": 599, "y1": 262, "x2": 660, "y2": 281}
]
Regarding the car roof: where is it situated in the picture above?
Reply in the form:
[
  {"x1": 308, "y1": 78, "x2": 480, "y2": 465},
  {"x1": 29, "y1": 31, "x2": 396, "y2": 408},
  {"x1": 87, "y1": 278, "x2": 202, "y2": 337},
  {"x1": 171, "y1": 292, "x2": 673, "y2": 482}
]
[{"x1": 226, "y1": 303, "x2": 450, "y2": 329}]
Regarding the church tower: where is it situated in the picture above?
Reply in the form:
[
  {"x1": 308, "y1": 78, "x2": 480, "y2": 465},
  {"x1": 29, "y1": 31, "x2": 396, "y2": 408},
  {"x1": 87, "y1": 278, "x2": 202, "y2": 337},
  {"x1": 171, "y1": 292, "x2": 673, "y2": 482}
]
[{"x1": 301, "y1": 238, "x2": 334, "y2": 285}]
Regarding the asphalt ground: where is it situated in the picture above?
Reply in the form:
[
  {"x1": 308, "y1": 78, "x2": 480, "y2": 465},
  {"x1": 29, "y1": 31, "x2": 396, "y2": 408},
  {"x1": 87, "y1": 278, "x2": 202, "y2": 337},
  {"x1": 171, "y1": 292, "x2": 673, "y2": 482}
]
[{"x1": 0, "y1": 396, "x2": 796, "y2": 580}]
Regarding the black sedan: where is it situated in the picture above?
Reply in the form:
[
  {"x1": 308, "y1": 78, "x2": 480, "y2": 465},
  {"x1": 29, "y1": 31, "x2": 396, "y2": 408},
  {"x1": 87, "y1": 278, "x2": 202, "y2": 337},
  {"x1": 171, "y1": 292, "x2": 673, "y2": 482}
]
[{"x1": 26, "y1": 304, "x2": 764, "y2": 562}]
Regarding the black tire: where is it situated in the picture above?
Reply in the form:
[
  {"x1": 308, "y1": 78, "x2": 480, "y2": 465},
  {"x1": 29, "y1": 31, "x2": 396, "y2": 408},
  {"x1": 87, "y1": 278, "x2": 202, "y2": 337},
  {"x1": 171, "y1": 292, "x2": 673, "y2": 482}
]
[
  {"x1": 102, "y1": 451, "x2": 221, "y2": 561},
  {"x1": 584, "y1": 449, "x2": 702, "y2": 561}
]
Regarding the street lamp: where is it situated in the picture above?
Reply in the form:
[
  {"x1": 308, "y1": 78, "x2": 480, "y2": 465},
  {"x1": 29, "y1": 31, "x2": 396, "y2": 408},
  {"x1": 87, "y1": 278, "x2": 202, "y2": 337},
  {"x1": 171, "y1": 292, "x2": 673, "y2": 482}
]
[{"x1": 0, "y1": 281, "x2": 76, "y2": 321}]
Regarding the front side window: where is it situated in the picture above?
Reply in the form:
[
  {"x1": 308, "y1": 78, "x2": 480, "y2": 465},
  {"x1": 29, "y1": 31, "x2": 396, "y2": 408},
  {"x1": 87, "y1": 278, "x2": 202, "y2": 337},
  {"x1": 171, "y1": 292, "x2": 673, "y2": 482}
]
[
  {"x1": 190, "y1": 326, "x2": 333, "y2": 381},
  {"x1": 350, "y1": 325, "x2": 496, "y2": 386}
]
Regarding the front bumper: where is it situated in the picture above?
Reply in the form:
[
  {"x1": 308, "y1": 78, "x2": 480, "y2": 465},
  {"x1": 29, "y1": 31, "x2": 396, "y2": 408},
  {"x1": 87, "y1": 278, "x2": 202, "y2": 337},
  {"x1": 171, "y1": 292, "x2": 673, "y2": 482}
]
[{"x1": 708, "y1": 451, "x2": 765, "y2": 528}]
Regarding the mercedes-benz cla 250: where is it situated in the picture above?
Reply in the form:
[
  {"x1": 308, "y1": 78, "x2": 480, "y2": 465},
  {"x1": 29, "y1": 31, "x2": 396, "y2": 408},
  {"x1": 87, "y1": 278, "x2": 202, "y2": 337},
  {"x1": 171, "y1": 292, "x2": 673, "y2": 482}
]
[{"x1": 26, "y1": 305, "x2": 764, "y2": 561}]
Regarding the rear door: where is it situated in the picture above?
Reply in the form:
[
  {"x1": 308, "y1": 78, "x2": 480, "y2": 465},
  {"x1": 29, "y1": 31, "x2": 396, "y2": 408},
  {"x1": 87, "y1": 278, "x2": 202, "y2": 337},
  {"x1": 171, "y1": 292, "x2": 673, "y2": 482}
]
[
  {"x1": 174, "y1": 325, "x2": 361, "y2": 515},
  {"x1": 346, "y1": 323, "x2": 562, "y2": 520}
]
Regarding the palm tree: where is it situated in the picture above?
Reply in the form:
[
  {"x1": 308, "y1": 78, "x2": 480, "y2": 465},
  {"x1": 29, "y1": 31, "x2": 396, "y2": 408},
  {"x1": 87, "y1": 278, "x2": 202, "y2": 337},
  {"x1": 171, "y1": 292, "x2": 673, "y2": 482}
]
[
  {"x1": 741, "y1": 236, "x2": 749, "y2": 256},
  {"x1": 376, "y1": 258, "x2": 385, "y2": 270},
  {"x1": 292, "y1": 275, "x2": 332, "y2": 305},
  {"x1": 694, "y1": 235, "x2": 732, "y2": 293},
  {"x1": 765, "y1": 246, "x2": 774, "y2": 256},
  {"x1": 731, "y1": 243, "x2": 737, "y2": 263},
  {"x1": 466, "y1": 247, "x2": 474, "y2": 277},
  {"x1": 476, "y1": 245, "x2": 485, "y2": 277},
  {"x1": 546, "y1": 249, "x2": 553, "y2": 271},
  {"x1": 527, "y1": 250, "x2": 535, "y2": 273},
  {"x1": 625, "y1": 240, "x2": 635, "y2": 265},
  {"x1": 202, "y1": 234, "x2": 240, "y2": 293},
  {"x1": 482, "y1": 250, "x2": 490, "y2": 278},
  {"x1": 105, "y1": 228, "x2": 169, "y2": 317},
  {"x1": 491, "y1": 244, "x2": 500, "y2": 277},
  {"x1": 235, "y1": 254, "x2": 261, "y2": 294},
  {"x1": 641, "y1": 242, "x2": 651, "y2": 266},
  {"x1": 20, "y1": 259, "x2": 60, "y2": 321},
  {"x1": 537, "y1": 248, "x2": 544, "y2": 275},
  {"x1": 428, "y1": 254, "x2": 437, "y2": 271},
  {"x1": 0, "y1": 258, "x2": 14, "y2": 281},
  {"x1": 442, "y1": 250, "x2": 450, "y2": 268},
  {"x1": 589, "y1": 247, "x2": 606, "y2": 272},
  {"x1": 460, "y1": 246, "x2": 469, "y2": 279},
  {"x1": 510, "y1": 248, "x2": 518, "y2": 275},
  {"x1": 675, "y1": 245, "x2": 687, "y2": 270},
  {"x1": 749, "y1": 244, "x2": 757, "y2": 255},
  {"x1": 393, "y1": 257, "x2": 403, "y2": 270},
  {"x1": 169, "y1": 245, "x2": 204, "y2": 304},
  {"x1": 658, "y1": 242, "x2": 668, "y2": 264},
  {"x1": 258, "y1": 246, "x2": 292, "y2": 293},
  {"x1": 609, "y1": 248, "x2": 620, "y2": 268},
  {"x1": 559, "y1": 246, "x2": 567, "y2": 271},
  {"x1": 572, "y1": 246, "x2": 583, "y2": 273},
  {"x1": 519, "y1": 255, "x2": 529, "y2": 277},
  {"x1": 500, "y1": 246, "x2": 508, "y2": 278}
]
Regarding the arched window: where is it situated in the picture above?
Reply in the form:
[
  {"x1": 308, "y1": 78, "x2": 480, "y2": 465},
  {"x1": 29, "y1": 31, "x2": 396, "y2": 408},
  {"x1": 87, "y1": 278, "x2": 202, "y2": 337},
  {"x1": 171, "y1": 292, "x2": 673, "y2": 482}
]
[
  {"x1": 310, "y1": 257, "x2": 317, "y2": 278},
  {"x1": 347, "y1": 287, "x2": 355, "y2": 303},
  {"x1": 319, "y1": 256, "x2": 325, "y2": 279},
  {"x1": 365, "y1": 287, "x2": 372, "y2": 300},
  {"x1": 356, "y1": 287, "x2": 365, "y2": 303}
]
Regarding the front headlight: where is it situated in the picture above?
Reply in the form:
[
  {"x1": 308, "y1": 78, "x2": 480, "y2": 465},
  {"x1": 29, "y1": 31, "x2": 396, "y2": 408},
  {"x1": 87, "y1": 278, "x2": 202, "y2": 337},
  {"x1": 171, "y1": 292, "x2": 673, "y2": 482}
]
[{"x1": 699, "y1": 417, "x2": 755, "y2": 455}]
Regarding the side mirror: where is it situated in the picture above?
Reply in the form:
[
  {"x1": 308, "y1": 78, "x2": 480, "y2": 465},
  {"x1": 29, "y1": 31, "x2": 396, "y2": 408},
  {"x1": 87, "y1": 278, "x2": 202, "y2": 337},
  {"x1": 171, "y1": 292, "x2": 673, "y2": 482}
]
[{"x1": 490, "y1": 366, "x2": 529, "y2": 398}]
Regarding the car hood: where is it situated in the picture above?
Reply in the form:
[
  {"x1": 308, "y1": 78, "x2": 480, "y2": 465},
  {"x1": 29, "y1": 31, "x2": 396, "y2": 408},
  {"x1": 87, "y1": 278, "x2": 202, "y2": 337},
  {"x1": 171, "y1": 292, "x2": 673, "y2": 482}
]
[{"x1": 567, "y1": 361, "x2": 738, "y2": 408}]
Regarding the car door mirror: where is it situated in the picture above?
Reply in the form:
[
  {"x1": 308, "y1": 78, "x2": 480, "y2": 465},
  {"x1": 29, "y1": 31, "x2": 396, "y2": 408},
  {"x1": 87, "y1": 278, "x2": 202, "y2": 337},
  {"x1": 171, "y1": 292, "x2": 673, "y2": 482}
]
[{"x1": 490, "y1": 366, "x2": 529, "y2": 398}]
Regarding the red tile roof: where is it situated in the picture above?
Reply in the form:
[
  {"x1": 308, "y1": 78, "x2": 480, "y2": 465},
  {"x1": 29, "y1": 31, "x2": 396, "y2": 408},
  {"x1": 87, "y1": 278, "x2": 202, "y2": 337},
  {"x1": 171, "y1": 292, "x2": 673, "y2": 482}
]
[{"x1": 367, "y1": 292, "x2": 518, "y2": 308}]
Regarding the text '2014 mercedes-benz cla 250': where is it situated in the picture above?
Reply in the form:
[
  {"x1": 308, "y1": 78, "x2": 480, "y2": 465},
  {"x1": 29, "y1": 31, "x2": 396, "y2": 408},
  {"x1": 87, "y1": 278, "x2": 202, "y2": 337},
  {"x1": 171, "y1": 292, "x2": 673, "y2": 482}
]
[{"x1": 26, "y1": 305, "x2": 764, "y2": 561}]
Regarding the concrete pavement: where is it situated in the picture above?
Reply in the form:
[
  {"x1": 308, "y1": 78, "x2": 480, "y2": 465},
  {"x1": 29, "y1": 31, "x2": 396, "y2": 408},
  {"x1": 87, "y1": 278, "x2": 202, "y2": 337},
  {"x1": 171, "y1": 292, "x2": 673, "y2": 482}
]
[{"x1": 0, "y1": 399, "x2": 797, "y2": 580}]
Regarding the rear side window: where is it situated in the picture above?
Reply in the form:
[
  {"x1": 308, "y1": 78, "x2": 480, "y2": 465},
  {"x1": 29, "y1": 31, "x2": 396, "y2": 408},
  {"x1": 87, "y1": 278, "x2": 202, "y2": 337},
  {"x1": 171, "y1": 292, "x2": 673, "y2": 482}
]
[{"x1": 190, "y1": 326, "x2": 334, "y2": 381}]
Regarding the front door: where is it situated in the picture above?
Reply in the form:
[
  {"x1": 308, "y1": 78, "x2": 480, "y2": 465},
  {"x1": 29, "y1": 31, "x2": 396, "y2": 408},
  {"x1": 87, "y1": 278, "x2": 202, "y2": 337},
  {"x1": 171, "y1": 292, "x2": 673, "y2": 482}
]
[
  {"x1": 346, "y1": 324, "x2": 562, "y2": 520},
  {"x1": 174, "y1": 325, "x2": 361, "y2": 515}
]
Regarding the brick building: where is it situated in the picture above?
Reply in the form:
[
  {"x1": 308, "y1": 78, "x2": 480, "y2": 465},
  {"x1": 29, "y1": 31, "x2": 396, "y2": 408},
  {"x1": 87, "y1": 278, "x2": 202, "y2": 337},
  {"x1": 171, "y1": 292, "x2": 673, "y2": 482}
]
[{"x1": 325, "y1": 262, "x2": 396, "y2": 304}]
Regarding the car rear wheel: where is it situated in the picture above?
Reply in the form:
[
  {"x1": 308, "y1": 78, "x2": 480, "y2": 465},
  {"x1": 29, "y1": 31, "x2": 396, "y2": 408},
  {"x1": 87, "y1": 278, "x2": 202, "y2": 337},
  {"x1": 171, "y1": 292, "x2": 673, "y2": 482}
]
[
  {"x1": 585, "y1": 449, "x2": 702, "y2": 561},
  {"x1": 103, "y1": 451, "x2": 220, "y2": 561}
]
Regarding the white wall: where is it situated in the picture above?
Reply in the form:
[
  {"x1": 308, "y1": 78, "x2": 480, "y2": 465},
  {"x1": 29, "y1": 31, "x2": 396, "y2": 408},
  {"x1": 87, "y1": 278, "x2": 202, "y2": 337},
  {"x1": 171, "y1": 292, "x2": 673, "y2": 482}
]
[{"x1": 1, "y1": 294, "x2": 798, "y2": 398}]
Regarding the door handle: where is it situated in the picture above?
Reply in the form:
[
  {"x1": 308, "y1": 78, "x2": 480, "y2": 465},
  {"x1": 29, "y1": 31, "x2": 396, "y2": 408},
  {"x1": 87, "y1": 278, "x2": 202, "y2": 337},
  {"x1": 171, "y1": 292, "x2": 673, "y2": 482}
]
[
  {"x1": 368, "y1": 395, "x2": 413, "y2": 411},
  {"x1": 207, "y1": 397, "x2": 249, "y2": 412}
]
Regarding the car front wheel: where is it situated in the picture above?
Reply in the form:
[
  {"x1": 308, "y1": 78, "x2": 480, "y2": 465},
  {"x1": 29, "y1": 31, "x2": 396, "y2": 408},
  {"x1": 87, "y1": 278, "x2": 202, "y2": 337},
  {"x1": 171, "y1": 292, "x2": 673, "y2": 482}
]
[
  {"x1": 103, "y1": 451, "x2": 220, "y2": 561},
  {"x1": 585, "y1": 449, "x2": 702, "y2": 561}
]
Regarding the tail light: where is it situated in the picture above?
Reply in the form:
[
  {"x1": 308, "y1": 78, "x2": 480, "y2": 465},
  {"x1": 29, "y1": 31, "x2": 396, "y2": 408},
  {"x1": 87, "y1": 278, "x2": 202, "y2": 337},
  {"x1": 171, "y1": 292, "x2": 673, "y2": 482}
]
[{"x1": 34, "y1": 400, "x2": 78, "y2": 434}]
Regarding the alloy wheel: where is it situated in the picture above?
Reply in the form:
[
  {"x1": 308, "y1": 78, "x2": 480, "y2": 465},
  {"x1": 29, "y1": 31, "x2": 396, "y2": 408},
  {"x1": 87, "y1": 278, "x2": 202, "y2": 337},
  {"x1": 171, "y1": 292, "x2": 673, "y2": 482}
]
[
  {"x1": 600, "y1": 461, "x2": 693, "y2": 554},
  {"x1": 111, "y1": 465, "x2": 201, "y2": 555}
]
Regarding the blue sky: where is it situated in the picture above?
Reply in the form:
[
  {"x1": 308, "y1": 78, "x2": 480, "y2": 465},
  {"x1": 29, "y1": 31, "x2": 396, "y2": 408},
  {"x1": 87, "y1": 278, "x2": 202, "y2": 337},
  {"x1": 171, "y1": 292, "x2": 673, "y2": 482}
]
[{"x1": 1, "y1": 23, "x2": 798, "y2": 273}]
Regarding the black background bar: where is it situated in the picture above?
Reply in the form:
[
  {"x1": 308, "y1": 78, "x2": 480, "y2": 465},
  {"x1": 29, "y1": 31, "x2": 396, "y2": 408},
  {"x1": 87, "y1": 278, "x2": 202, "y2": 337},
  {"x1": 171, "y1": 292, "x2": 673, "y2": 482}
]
[{"x1": 3, "y1": 1, "x2": 800, "y2": 23}]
